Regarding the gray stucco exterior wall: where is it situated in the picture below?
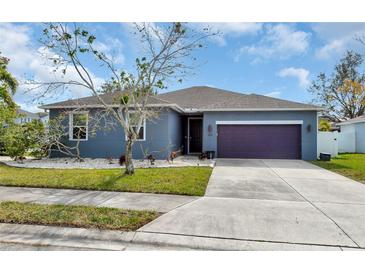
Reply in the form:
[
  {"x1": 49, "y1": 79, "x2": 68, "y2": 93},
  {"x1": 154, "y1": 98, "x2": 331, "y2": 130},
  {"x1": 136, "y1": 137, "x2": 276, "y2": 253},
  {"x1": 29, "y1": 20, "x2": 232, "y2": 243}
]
[
  {"x1": 202, "y1": 111, "x2": 318, "y2": 160},
  {"x1": 49, "y1": 108, "x2": 318, "y2": 160},
  {"x1": 168, "y1": 110, "x2": 183, "y2": 153},
  {"x1": 49, "y1": 108, "x2": 182, "y2": 159}
]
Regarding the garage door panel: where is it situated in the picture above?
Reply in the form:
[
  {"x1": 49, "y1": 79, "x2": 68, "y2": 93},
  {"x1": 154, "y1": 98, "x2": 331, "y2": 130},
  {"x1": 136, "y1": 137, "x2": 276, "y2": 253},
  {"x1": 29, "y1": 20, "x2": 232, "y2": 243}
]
[{"x1": 217, "y1": 125, "x2": 301, "y2": 159}]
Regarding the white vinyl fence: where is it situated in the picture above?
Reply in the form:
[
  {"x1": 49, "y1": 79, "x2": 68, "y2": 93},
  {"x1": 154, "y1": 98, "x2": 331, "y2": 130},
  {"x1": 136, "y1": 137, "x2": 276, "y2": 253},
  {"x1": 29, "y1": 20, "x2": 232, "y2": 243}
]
[
  {"x1": 338, "y1": 131, "x2": 356, "y2": 153},
  {"x1": 318, "y1": 131, "x2": 339, "y2": 157},
  {"x1": 317, "y1": 131, "x2": 356, "y2": 157}
]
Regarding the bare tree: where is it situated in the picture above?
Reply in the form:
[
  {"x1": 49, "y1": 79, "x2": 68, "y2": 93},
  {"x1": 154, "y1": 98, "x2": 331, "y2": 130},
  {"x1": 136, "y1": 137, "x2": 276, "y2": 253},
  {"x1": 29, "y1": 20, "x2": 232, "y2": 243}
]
[{"x1": 28, "y1": 22, "x2": 215, "y2": 174}]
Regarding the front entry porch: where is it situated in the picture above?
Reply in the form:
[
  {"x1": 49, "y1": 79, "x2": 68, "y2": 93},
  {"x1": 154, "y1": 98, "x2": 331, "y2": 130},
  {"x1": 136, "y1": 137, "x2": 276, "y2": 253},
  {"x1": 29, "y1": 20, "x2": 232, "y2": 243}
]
[{"x1": 182, "y1": 116, "x2": 203, "y2": 155}]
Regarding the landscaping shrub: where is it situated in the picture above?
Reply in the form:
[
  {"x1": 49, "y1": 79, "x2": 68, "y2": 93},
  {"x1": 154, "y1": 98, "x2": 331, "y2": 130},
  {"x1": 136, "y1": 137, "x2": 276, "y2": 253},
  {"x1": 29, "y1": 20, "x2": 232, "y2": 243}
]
[
  {"x1": 27, "y1": 120, "x2": 48, "y2": 159},
  {"x1": 0, "y1": 120, "x2": 46, "y2": 160},
  {"x1": 1, "y1": 124, "x2": 27, "y2": 160}
]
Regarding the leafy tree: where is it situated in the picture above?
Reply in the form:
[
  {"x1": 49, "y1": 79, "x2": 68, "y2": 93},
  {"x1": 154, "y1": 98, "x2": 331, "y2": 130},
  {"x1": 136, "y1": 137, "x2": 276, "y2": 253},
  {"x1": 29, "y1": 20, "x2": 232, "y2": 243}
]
[
  {"x1": 30, "y1": 23, "x2": 215, "y2": 174},
  {"x1": 0, "y1": 52, "x2": 18, "y2": 110},
  {"x1": 0, "y1": 107, "x2": 16, "y2": 131},
  {"x1": 0, "y1": 53, "x2": 18, "y2": 154},
  {"x1": 309, "y1": 50, "x2": 365, "y2": 120},
  {"x1": 0, "y1": 52, "x2": 18, "y2": 128},
  {"x1": 319, "y1": 119, "x2": 331, "y2": 132},
  {"x1": 1, "y1": 124, "x2": 27, "y2": 160},
  {"x1": 1, "y1": 120, "x2": 46, "y2": 161},
  {"x1": 27, "y1": 120, "x2": 47, "y2": 159}
]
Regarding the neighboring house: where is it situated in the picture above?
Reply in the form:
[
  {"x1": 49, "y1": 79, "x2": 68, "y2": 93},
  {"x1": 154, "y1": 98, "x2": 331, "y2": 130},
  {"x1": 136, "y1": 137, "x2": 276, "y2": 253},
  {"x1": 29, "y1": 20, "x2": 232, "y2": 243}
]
[
  {"x1": 15, "y1": 109, "x2": 49, "y2": 125},
  {"x1": 338, "y1": 115, "x2": 365, "y2": 153},
  {"x1": 37, "y1": 112, "x2": 49, "y2": 124},
  {"x1": 15, "y1": 109, "x2": 40, "y2": 124},
  {"x1": 40, "y1": 86, "x2": 321, "y2": 160}
]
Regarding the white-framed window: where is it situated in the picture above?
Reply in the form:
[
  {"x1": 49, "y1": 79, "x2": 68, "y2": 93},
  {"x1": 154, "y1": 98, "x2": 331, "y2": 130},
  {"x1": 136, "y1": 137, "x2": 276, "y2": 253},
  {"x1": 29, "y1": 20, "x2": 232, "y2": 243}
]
[
  {"x1": 69, "y1": 111, "x2": 88, "y2": 141},
  {"x1": 125, "y1": 112, "x2": 146, "y2": 141}
]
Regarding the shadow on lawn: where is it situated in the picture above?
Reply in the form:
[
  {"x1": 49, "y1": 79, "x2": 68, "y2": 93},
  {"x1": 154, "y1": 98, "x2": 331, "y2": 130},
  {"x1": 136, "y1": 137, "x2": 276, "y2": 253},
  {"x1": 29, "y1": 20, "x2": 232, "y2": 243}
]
[
  {"x1": 314, "y1": 161, "x2": 352, "y2": 170},
  {"x1": 99, "y1": 174, "x2": 127, "y2": 188}
]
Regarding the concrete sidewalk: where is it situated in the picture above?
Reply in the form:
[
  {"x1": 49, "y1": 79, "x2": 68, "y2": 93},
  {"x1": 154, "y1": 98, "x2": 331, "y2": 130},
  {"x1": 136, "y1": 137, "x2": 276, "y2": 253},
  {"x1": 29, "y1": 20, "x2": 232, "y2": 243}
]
[
  {"x1": 0, "y1": 186, "x2": 198, "y2": 213},
  {"x1": 0, "y1": 223, "x2": 356, "y2": 251}
]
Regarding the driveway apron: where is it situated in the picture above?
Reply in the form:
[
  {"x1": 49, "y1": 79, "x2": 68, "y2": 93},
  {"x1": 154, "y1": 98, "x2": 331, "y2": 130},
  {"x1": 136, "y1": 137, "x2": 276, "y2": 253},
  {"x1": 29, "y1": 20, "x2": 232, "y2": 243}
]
[{"x1": 140, "y1": 159, "x2": 365, "y2": 249}]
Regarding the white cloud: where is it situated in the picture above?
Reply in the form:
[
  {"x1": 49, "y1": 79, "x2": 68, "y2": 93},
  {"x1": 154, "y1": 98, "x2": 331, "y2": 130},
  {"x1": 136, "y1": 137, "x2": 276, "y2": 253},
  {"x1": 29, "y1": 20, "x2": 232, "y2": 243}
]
[
  {"x1": 16, "y1": 102, "x2": 43, "y2": 113},
  {"x1": 313, "y1": 23, "x2": 365, "y2": 59},
  {"x1": 264, "y1": 91, "x2": 281, "y2": 98},
  {"x1": 315, "y1": 39, "x2": 346, "y2": 59},
  {"x1": 123, "y1": 22, "x2": 262, "y2": 49},
  {"x1": 0, "y1": 23, "x2": 105, "y2": 111},
  {"x1": 208, "y1": 23, "x2": 262, "y2": 34},
  {"x1": 235, "y1": 24, "x2": 310, "y2": 62},
  {"x1": 278, "y1": 67, "x2": 310, "y2": 88},
  {"x1": 122, "y1": 22, "x2": 165, "y2": 43},
  {"x1": 192, "y1": 23, "x2": 262, "y2": 46},
  {"x1": 93, "y1": 38, "x2": 125, "y2": 65},
  {"x1": 121, "y1": 22, "x2": 167, "y2": 56}
]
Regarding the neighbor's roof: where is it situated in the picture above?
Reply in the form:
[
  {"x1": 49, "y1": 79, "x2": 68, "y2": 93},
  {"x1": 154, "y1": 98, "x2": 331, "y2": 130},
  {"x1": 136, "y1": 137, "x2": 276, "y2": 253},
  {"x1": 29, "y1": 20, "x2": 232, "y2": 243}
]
[
  {"x1": 40, "y1": 86, "x2": 322, "y2": 112},
  {"x1": 37, "y1": 112, "x2": 49, "y2": 118},
  {"x1": 16, "y1": 109, "x2": 39, "y2": 118},
  {"x1": 338, "y1": 115, "x2": 365, "y2": 126}
]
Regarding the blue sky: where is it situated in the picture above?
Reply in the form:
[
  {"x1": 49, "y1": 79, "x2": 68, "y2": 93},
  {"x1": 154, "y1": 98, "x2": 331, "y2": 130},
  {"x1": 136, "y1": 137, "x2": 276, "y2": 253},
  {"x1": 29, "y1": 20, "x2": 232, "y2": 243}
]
[{"x1": 2, "y1": 22, "x2": 365, "y2": 112}]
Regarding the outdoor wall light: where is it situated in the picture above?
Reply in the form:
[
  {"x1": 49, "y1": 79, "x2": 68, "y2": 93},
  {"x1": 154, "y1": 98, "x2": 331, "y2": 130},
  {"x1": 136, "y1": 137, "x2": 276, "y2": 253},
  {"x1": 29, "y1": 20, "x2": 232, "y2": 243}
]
[
  {"x1": 208, "y1": 124, "x2": 213, "y2": 136},
  {"x1": 307, "y1": 124, "x2": 312, "y2": 132}
]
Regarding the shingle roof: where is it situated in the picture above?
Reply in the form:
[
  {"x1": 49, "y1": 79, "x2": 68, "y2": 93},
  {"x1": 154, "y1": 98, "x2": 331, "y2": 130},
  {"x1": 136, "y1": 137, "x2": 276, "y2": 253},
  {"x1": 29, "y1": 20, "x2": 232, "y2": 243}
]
[
  {"x1": 156, "y1": 86, "x2": 318, "y2": 110},
  {"x1": 40, "y1": 86, "x2": 321, "y2": 111},
  {"x1": 40, "y1": 91, "x2": 169, "y2": 109},
  {"x1": 37, "y1": 112, "x2": 49, "y2": 118},
  {"x1": 203, "y1": 93, "x2": 318, "y2": 110},
  {"x1": 338, "y1": 115, "x2": 365, "y2": 125},
  {"x1": 156, "y1": 86, "x2": 246, "y2": 109},
  {"x1": 16, "y1": 109, "x2": 39, "y2": 118}
]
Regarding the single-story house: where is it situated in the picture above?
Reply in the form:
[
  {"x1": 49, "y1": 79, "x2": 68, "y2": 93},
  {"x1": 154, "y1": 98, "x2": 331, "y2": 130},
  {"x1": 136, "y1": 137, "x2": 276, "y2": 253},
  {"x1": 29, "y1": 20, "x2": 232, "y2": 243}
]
[
  {"x1": 15, "y1": 109, "x2": 49, "y2": 125},
  {"x1": 338, "y1": 115, "x2": 365, "y2": 153},
  {"x1": 40, "y1": 86, "x2": 321, "y2": 160}
]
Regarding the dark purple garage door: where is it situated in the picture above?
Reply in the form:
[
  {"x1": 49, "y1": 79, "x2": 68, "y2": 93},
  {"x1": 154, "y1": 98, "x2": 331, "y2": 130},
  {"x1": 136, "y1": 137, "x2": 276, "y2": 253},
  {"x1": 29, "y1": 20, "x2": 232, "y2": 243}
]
[{"x1": 217, "y1": 124, "x2": 302, "y2": 159}]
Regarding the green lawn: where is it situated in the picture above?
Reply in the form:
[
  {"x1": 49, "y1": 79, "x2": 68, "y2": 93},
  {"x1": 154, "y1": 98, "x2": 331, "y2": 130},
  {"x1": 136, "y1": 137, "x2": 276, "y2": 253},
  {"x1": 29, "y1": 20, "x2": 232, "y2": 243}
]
[
  {"x1": 0, "y1": 201, "x2": 159, "y2": 231},
  {"x1": 0, "y1": 163, "x2": 212, "y2": 196},
  {"x1": 311, "y1": 153, "x2": 365, "y2": 183}
]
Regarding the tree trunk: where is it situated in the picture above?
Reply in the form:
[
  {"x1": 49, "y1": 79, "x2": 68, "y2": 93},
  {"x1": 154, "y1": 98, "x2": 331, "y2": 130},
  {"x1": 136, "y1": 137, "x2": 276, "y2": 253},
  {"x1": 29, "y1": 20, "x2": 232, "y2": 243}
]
[{"x1": 125, "y1": 138, "x2": 135, "y2": 175}]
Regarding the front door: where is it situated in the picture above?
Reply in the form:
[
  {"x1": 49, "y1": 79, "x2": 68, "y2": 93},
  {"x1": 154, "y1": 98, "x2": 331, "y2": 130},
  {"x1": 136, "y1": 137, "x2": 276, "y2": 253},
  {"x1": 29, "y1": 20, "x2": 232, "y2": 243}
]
[{"x1": 188, "y1": 118, "x2": 203, "y2": 153}]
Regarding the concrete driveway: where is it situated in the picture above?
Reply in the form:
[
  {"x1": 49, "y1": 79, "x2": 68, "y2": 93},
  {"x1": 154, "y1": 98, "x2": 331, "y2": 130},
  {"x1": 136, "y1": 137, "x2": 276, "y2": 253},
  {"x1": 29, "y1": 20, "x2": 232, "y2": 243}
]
[{"x1": 139, "y1": 159, "x2": 365, "y2": 250}]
